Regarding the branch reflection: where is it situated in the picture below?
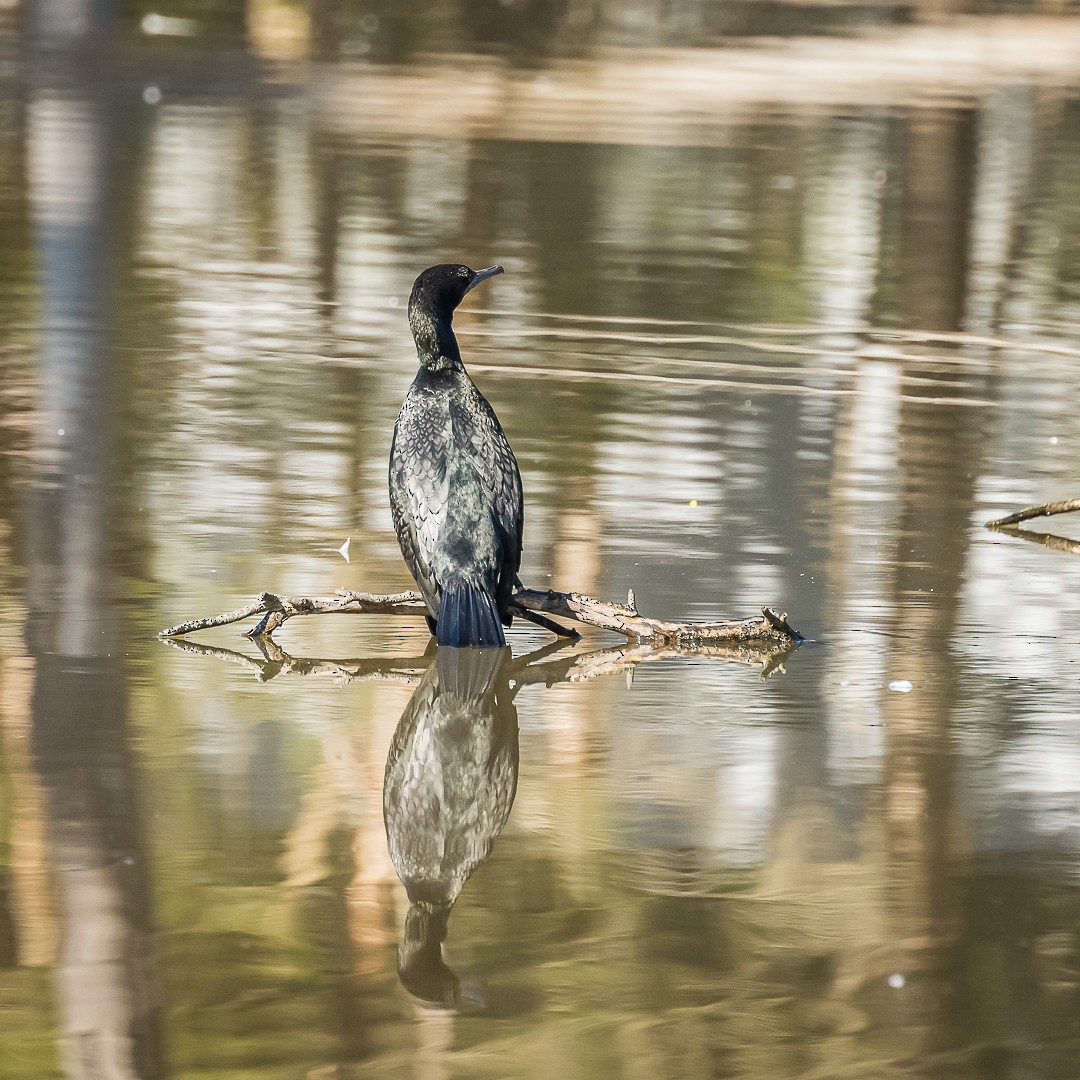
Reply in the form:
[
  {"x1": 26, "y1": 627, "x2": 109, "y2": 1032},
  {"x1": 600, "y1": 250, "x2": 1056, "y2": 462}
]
[
  {"x1": 158, "y1": 633, "x2": 801, "y2": 686},
  {"x1": 986, "y1": 524, "x2": 1080, "y2": 558}
]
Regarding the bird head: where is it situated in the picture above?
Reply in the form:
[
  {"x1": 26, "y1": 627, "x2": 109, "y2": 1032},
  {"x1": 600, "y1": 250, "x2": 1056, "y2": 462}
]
[
  {"x1": 407, "y1": 263, "x2": 504, "y2": 369},
  {"x1": 408, "y1": 263, "x2": 503, "y2": 320}
]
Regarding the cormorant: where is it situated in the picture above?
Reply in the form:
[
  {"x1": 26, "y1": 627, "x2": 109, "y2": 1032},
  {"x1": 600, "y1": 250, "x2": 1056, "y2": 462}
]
[{"x1": 390, "y1": 263, "x2": 523, "y2": 648}]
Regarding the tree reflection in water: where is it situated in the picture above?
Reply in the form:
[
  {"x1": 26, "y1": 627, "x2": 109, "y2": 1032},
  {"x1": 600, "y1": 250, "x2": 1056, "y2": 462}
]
[{"x1": 20, "y1": 72, "x2": 165, "y2": 1080}]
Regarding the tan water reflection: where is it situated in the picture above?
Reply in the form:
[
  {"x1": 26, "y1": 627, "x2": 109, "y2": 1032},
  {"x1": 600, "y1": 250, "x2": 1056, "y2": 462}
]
[{"x1": 2, "y1": 16, "x2": 1080, "y2": 1080}]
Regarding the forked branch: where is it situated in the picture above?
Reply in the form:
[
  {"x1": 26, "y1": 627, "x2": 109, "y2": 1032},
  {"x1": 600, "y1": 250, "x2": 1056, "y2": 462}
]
[{"x1": 158, "y1": 585, "x2": 803, "y2": 647}]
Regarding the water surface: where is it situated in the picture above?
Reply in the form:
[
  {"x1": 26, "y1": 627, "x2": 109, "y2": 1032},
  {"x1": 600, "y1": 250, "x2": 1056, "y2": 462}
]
[{"x1": 2, "y1": 21, "x2": 1080, "y2": 1080}]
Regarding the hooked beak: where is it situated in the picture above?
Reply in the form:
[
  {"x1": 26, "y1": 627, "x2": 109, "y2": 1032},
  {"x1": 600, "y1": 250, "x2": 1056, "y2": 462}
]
[{"x1": 463, "y1": 264, "x2": 504, "y2": 295}]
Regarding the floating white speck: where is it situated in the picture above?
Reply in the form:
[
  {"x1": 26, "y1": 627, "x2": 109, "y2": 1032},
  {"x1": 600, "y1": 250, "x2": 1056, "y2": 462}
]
[
  {"x1": 888, "y1": 680, "x2": 913, "y2": 693},
  {"x1": 57, "y1": 428, "x2": 64, "y2": 436},
  {"x1": 888, "y1": 973, "x2": 905, "y2": 989},
  {"x1": 1050, "y1": 436, "x2": 1059, "y2": 445},
  {"x1": 338, "y1": 537, "x2": 351, "y2": 563},
  {"x1": 142, "y1": 84, "x2": 162, "y2": 105}
]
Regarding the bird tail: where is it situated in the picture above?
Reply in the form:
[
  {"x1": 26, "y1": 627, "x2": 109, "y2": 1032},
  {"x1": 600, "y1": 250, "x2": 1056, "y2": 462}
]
[{"x1": 436, "y1": 584, "x2": 506, "y2": 648}]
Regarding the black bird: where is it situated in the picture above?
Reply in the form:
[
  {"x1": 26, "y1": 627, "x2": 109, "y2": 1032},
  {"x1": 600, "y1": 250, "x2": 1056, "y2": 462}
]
[
  {"x1": 383, "y1": 647, "x2": 519, "y2": 1006},
  {"x1": 390, "y1": 263, "x2": 523, "y2": 648}
]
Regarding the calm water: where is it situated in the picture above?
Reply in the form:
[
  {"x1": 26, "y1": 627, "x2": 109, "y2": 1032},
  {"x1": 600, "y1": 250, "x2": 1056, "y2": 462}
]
[{"x1": 3, "y1": 18, "x2": 1080, "y2": 1080}]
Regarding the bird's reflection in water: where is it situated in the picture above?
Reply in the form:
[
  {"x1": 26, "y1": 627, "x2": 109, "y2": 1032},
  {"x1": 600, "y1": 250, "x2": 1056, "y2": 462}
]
[
  {"x1": 383, "y1": 647, "x2": 519, "y2": 1009},
  {"x1": 162, "y1": 631, "x2": 798, "y2": 1010}
]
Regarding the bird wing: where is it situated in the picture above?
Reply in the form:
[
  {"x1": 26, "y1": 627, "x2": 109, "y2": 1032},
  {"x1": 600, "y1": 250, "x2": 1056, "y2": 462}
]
[
  {"x1": 389, "y1": 388, "x2": 453, "y2": 614},
  {"x1": 449, "y1": 384, "x2": 524, "y2": 578}
]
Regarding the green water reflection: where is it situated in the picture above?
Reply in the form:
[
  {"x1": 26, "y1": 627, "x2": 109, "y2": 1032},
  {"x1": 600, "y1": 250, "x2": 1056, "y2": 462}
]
[{"x1": 2, "y1": 13, "x2": 1080, "y2": 1080}]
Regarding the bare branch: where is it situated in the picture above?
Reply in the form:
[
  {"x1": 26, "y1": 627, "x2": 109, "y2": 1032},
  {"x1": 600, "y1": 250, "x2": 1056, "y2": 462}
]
[
  {"x1": 156, "y1": 597, "x2": 277, "y2": 638},
  {"x1": 512, "y1": 605, "x2": 581, "y2": 640},
  {"x1": 159, "y1": 585, "x2": 803, "y2": 647},
  {"x1": 986, "y1": 498, "x2": 1080, "y2": 528},
  {"x1": 509, "y1": 588, "x2": 802, "y2": 646},
  {"x1": 240, "y1": 591, "x2": 427, "y2": 638}
]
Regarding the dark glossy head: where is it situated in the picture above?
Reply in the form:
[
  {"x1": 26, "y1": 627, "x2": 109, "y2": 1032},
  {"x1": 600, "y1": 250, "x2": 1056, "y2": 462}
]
[{"x1": 408, "y1": 263, "x2": 503, "y2": 318}]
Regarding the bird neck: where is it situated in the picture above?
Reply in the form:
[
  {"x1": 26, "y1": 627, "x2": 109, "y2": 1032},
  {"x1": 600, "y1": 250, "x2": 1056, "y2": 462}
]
[{"x1": 410, "y1": 307, "x2": 463, "y2": 372}]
